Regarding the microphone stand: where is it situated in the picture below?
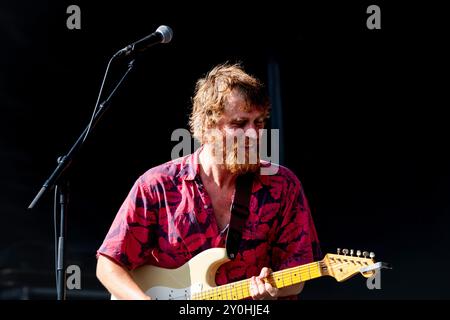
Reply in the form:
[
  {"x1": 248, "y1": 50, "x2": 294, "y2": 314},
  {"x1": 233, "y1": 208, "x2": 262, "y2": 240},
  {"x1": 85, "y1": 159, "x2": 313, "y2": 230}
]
[{"x1": 28, "y1": 56, "x2": 135, "y2": 300}]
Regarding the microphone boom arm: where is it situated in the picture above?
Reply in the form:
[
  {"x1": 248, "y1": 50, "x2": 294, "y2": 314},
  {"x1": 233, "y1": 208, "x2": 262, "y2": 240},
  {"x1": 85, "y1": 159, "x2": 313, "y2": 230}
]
[{"x1": 28, "y1": 58, "x2": 135, "y2": 209}]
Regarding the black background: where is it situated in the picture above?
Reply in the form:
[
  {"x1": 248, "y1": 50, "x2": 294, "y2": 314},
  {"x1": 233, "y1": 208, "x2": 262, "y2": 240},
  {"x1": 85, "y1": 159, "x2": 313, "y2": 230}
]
[{"x1": 1, "y1": 0, "x2": 449, "y2": 299}]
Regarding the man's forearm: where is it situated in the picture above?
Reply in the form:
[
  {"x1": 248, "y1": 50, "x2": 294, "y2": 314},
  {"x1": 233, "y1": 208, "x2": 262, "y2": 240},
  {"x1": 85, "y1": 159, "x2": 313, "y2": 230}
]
[{"x1": 96, "y1": 255, "x2": 150, "y2": 300}]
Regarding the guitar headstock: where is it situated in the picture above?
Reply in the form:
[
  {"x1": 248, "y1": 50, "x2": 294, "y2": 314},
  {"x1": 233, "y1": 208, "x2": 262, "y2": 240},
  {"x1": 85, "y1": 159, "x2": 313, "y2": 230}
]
[{"x1": 321, "y1": 248, "x2": 379, "y2": 282}]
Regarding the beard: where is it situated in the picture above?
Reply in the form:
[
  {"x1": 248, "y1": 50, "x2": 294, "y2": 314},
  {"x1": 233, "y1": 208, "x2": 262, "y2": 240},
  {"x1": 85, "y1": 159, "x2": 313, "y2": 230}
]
[
  {"x1": 224, "y1": 141, "x2": 260, "y2": 174},
  {"x1": 207, "y1": 133, "x2": 260, "y2": 175}
]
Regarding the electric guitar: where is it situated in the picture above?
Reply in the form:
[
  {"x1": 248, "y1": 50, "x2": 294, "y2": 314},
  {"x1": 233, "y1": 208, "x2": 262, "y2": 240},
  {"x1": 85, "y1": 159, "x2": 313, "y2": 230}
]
[{"x1": 111, "y1": 247, "x2": 390, "y2": 300}]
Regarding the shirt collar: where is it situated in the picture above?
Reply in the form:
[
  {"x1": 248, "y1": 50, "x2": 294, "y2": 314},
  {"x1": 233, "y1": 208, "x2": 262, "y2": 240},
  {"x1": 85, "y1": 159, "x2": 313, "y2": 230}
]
[
  {"x1": 252, "y1": 161, "x2": 272, "y2": 193},
  {"x1": 177, "y1": 146, "x2": 202, "y2": 181}
]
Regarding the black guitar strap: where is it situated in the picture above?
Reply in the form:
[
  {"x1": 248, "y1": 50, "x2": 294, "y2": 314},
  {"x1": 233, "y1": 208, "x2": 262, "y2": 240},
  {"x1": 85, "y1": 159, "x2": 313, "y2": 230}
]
[{"x1": 226, "y1": 172, "x2": 254, "y2": 260}]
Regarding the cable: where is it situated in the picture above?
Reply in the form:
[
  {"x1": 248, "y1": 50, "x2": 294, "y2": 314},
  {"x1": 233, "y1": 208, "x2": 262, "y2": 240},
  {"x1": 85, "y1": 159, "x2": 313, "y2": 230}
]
[{"x1": 82, "y1": 55, "x2": 117, "y2": 144}]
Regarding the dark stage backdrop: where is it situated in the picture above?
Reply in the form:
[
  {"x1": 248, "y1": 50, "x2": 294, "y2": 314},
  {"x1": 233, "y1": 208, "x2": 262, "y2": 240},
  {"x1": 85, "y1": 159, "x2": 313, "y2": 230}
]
[{"x1": 1, "y1": 1, "x2": 449, "y2": 299}]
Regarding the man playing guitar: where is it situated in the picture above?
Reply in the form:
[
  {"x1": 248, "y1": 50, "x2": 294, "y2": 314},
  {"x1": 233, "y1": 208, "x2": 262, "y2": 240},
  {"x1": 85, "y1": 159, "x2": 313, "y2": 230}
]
[{"x1": 96, "y1": 63, "x2": 321, "y2": 300}]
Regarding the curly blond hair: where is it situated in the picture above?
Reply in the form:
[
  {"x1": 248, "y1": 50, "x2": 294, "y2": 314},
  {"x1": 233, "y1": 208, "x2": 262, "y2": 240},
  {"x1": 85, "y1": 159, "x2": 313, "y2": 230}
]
[{"x1": 189, "y1": 63, "x2": 271, "y2": 144}]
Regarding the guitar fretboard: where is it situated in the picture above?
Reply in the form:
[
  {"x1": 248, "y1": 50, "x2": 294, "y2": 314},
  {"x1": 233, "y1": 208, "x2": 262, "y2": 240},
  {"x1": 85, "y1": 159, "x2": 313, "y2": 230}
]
[{"x1": 191, "y1": 261, "x2": 322, "y2": 300}]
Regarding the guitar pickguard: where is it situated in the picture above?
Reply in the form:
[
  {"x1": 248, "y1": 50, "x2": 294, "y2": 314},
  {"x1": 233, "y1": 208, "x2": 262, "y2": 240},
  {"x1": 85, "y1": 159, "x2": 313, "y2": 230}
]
[{"x1": 146, "y1": 283, "x2": 203, "y2": 300}]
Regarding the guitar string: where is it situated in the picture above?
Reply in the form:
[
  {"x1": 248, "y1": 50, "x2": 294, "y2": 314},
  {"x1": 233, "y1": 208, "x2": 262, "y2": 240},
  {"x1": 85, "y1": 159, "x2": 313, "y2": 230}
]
[
  {"x1": 200, "y1": 260, "x2": 373, "y2": 300},
  {"x1": 169, "y1": 260, "x2": 372, "y2": 300},
  {"x1": 190, "y1": 264, "x2": 322, "y2": 300},
  {"x1": 189, "y1": 260, "x2": 370, "y2": 300}
]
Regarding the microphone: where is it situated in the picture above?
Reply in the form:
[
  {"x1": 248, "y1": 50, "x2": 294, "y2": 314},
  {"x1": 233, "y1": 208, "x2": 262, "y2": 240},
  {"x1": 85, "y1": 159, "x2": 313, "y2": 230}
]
[{"x1": 113, "y1": 25, "x2": 173, "y2": 59}]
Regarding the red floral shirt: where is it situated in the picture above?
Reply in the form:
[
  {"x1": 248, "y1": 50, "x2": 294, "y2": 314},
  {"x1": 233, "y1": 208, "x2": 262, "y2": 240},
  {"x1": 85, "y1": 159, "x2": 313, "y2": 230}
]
[{"x1": 97, "y1": 147, "x2": 321, "y2": 298}]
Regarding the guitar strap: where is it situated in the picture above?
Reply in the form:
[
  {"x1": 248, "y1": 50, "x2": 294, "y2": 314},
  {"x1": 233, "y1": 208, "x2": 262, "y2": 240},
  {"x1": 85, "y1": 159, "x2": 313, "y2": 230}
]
[{"x1": 226, "y1": 172, "x2": 254, "y2": 260}]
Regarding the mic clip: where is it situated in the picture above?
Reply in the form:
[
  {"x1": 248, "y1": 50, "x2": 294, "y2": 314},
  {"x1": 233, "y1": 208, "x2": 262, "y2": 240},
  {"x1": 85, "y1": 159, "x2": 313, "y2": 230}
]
[{"x1": 113, "y1": 44, "x2": 135, "y2": 59}]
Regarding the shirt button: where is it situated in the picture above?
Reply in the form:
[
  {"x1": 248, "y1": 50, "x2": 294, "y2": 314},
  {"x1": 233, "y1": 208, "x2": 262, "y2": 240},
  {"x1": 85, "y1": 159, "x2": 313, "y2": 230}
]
[{"x1": 204, "y1": 205, "x2": 209, "y2": 209}]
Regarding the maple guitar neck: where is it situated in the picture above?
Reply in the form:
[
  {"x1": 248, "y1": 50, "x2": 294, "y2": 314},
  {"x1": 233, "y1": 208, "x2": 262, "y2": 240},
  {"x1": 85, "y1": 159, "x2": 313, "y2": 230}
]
[{"x1": 191, "y1": 261, "x2": 323, "y2": 300}]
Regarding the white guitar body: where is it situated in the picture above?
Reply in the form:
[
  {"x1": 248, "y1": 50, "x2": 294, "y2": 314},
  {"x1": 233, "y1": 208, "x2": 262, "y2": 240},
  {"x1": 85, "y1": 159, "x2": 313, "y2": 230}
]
[{"x1": 111, "y1": 248, "x2": 230, "y2": 300}]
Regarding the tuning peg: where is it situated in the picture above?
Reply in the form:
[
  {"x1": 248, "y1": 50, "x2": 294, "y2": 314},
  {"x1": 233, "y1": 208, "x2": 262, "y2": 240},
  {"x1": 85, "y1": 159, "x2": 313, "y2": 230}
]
[
  {"x1": 363, "y1": 251, "x2": 369, "y2": 258},
  {"x1": 369, "y1": 252, "x2": 375, "y2": 259},
  {"x1": 337, "y1": 248, "x2": 341, "y2": 254},
  {"x1": 350, "y1": 249, "x2": 354, "y2": 256},
  {"x1": 342, "y1": 249, "x2": 349, "y2": 256},
  {"x1": 356, "y1": 250, "x2": 361, "y2": 257}
]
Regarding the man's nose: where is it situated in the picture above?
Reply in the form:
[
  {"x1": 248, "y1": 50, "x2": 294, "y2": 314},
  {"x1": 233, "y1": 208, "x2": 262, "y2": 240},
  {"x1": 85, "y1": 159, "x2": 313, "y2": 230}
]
[{"x1": 244, "y1": 125, "x2": 259, "y2": 139}]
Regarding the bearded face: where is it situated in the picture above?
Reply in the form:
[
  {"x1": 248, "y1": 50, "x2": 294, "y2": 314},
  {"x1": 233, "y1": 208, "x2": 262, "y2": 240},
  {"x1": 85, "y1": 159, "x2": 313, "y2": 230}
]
[
  {"x1": 202, "y1": 89, "x2": 268, "y2": 175},
  {"x1": 206, "y1": 128, "x2": 261, "y2": 175}
]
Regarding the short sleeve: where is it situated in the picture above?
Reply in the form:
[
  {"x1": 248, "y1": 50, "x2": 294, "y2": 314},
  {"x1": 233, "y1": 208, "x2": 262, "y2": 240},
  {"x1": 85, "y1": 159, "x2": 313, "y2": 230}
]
[
  {"x1": 96, "y1": 177, "x2": 158, "y2": 270},
  {"x1": 271, "y1": 177, "x2": 321, "y2": 273}
]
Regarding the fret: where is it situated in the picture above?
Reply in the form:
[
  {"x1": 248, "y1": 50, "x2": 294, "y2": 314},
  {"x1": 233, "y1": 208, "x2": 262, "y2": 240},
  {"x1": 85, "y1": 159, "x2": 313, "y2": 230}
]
[
  {"x1": 308, "y1": 264, "x2": 312, "y2": 280},
  {"x1": 222, "y1": 285, "x2": 228, "y2": 300},
  {"x1": 230, "y1": 283, "x2": 238, "y2": 300},
  {"x1": 243, "y1": 281, "x2": 250, "y2": 299},
  {"x1": 225, "y1": 284, "x2": 231, "y2": 300},
  {"x1": 218, "y1": 286, "x2": 225, "y2": 300},
  {"x1": 240, "y1": 280, "x2": 246, "y2": 299},
  {"x1": 213, "y1": 287, "x2": 219, "y2": 300}
]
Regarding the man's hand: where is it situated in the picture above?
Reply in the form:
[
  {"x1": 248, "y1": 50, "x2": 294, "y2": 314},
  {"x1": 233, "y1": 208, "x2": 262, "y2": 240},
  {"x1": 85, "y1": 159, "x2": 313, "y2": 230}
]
[
  {"x1": 249, "y1": 267, "x2": 306, "y2": 300},
  {"x1": 249, "y1": 267, "x2": 279, "y2": 300}
]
